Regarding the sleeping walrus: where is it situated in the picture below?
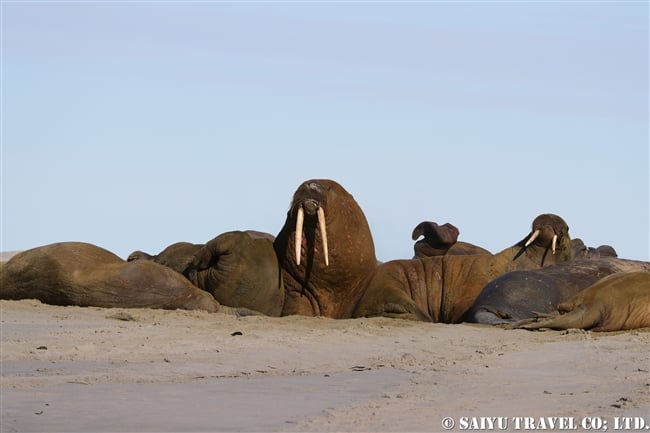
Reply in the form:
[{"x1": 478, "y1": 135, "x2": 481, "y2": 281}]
[
  {"x1": 0, "y1": 242, "x2": 221, "y2": 312},
  {"x1": 354, "y1": 214, "x2": 576, "y2": 323},
  {"x1": 513, "y1": 271, "x2": 650, "y2": 332},
  {"x1": 128, "y1": 231, "x2": 284, "y2": 316},
  {"x1": 186, "y1": 230, "x2": 284, "y2": 316},
  {"x1": 463, "y1": 257, "x2": 650, "y2": 325}
]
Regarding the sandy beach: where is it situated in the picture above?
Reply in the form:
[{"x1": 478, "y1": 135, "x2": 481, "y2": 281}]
[{"x1": 1, "y1": 299, "x2": 649, "y2": 432}]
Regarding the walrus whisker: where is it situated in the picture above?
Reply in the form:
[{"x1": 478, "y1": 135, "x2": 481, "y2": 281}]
[
  {"x1": 317, "y1": 206, "x2": 329, "y2": 266},
  {"x1": 295, "y1": 206, "x2": 304, "y2": 266}
]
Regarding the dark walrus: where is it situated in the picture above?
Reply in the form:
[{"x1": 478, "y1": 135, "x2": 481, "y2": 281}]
[{"x1": 463, "y1": 257, "x2": 650, "y2": 325}]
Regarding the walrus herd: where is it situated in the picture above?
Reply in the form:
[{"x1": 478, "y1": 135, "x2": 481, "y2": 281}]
[{"x1": 2, "y1": 179, "x2": 649, "y2": 331}]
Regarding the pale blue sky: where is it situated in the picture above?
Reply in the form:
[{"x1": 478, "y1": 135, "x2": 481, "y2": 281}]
[{"x1": 2, "y1": 1, "x2": 648, "y2": 262}]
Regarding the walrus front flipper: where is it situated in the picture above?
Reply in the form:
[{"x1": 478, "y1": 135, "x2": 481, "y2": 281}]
[
  {"x1": 507, "y1": 311, "x2": 559, "y2": 329},
  {"x1": 514, "y1": 304, "x2": 595, "y2": 331},
  {"x1": 513, "y1": 272, "x2": 650, "y2": 332}
]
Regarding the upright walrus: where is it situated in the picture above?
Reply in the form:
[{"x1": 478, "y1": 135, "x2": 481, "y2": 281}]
[
  {"x1": 0, "y1": 242, "x2": 221, "y2": 312},
  {"x1": 274, "y1": 179, "x2": 377, "y2": 318}
]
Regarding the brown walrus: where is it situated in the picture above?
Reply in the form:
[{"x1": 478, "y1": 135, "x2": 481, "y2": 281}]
[
  {"x1": 571, "y1": 238, "x2": 617, "y2": 259},
  {"x1": 0, "y1": 242, "x2": 221, "y2": 312},
  {"x1": 186, "y1": 230, "x2": 284, "y2": 316},
  {"x1": 273, "y1": 179, "x2": 377, "y2": 318},
  {"x1": 128, "y1": 231, "x2": 283, "y2": 316},
  {"x1": 354, "y1": 214, "x2": 576, "y2": 323},
  {"x1": 513, "y1": 271, "x2": 650, "y2": 331},
  {"x1": 411, "y1": 221, "x2": 491, "y2": 257}
]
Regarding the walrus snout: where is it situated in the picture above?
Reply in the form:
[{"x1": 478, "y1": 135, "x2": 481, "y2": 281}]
[
  {"x1": 525, "y1": 225, "x2": 564, "y2": 255},
  {"x1": 302, "y1": 199, "x2": 320, "y2": 216}
]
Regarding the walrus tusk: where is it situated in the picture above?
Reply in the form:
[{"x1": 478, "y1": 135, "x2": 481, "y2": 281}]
[
  {"x1": 525, "y1": 229, "x2": 540, "y2": 247},
  {"x1": 317, "y1": 206, "x2": 329, "y2": 266},
  {"x1": 295, "y1": 206, "x2": 304, "y2": 266},
  {"x1": 551, "y1": 234, "x2": 557, "y2": 255}
]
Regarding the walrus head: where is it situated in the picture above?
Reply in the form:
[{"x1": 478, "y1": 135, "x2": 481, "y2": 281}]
[
  {"x1": 274, "y1": 179, "x2": 377, "y2": 317},
  {"x1": 514, "y1": 213, "x2": 573, "y2": 264}
]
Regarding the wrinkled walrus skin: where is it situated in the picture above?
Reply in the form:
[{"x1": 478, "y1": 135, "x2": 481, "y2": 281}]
[
  {"x1": 187, "y1": 231, "x2": 284, "y2": 316},
  {"x1": 513, "y1": 272, "x2": 650, "y2": 332},
  {"x1": 353, "y1": 214, "x2": 575, "y2": 323},
  {"x1": 128, "y1": 231, "x2": 284, "y2": 316},
  {"x1": 274, "y1": 179, "x2": 377, "y2": 318},
  {"x1": 463, "y1": 257, "x2": 650, "y2": 325},
  {"x1": 0, "y1": 242, "x2": 220, "y2": 312}
]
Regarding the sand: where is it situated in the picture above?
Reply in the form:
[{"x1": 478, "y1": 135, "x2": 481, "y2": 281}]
[{"x1": 1, "y1": 299, "x2": 649, "y2": 432}]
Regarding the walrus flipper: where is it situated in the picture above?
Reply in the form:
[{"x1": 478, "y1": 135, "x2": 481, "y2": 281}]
[{"x1": 515, "y1": 304, "x2": 595, "y2": 331}]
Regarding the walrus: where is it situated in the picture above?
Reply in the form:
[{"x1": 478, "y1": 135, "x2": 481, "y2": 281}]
[
  {"x1": 513, "y1": 271, "x2": 650, "y2": 331},
  {"x1": 127, "y1": 231, "x2": 283, "y2": 316},
  {"x1": 0, "y1": 242, "x2": 221, "y2": 312},
  {"x1": 353, "y1": 214, "x2": 576, "y2": 323},
  {"x1": 411, "y1": 221, "x2": 491, "y2": 257},
  {"x1": 463, "y1": 257, "x2": 650, "y2": 325},
  {"x1": 571, "y1": 238, "x2": 617, "y2": 259},
  {"x1": 274, "y1": 179, "x2": 377, "y2": 318},
  {"x1": 186, "y1": 230, "x2": 284, "y2": 316},
  {"x1": 127, "y1": 241, "x2": 203, "y2": 274}
]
